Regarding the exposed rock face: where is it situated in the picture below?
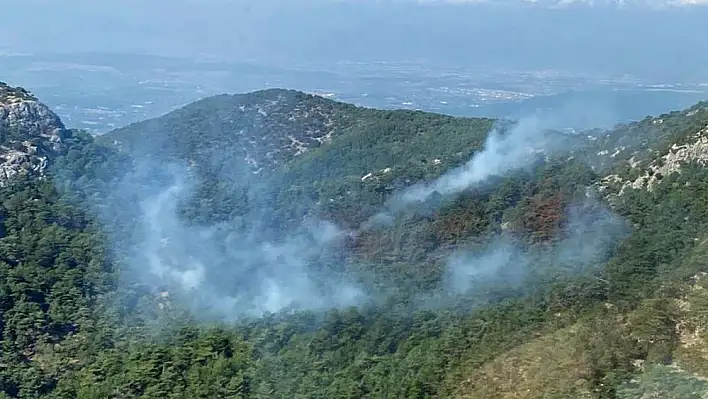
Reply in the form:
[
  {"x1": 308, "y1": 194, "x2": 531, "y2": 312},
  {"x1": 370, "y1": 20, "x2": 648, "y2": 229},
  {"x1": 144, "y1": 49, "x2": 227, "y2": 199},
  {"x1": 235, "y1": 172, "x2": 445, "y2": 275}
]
[
  {"x1": 631, "y1": 126, "x2": 708, "y2": 191},
  {"x1": 598, "y1": 124, "x2": 708, "y2": 197},
  {"x1": 0, "y1": 81, "x2": 68, "y2": 185}
]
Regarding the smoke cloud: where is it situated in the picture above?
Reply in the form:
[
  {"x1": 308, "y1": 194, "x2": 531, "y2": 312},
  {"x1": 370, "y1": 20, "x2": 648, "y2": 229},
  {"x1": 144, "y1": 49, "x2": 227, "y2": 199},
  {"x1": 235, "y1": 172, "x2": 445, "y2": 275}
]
[
  {"x1": 400, "y1": 115, "x2": 572, "y2": 205},
  {"x1": 93, "y1": 158, "x2": 366, "y2": 321},
  {"x1": 65, "y1": 105, "x2": 628, "y2": 323},
  {"x1": 444, "y1": 198, "x2": 628, "y2": 297}
]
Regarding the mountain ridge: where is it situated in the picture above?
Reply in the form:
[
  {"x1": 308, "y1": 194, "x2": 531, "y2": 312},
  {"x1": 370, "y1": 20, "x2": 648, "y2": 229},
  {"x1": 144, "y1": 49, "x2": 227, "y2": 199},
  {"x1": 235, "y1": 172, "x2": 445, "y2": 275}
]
[{"x1": 101, "y1": 88, "x2": 362, "y2": 175}]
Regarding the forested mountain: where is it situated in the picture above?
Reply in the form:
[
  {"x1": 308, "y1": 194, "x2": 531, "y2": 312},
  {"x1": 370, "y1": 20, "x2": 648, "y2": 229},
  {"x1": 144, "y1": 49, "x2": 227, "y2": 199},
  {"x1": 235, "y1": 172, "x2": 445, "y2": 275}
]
[{"x1": 2, "y1": 80, "x2": 708, "y2": 398}]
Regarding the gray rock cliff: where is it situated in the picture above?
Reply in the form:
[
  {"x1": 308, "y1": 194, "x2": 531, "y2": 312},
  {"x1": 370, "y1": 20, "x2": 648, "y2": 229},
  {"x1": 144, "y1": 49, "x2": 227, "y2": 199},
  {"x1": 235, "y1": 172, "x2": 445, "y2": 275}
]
[{"x1": 0, "y1": 81, "x2": 68, "y2": 185}]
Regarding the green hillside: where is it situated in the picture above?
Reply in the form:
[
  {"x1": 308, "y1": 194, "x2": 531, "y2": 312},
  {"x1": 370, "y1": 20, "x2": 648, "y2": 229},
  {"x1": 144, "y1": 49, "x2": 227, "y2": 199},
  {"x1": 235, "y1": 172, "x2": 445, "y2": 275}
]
[{"x1": 2, "y1": 83, "x2": 708, "y2": 398}]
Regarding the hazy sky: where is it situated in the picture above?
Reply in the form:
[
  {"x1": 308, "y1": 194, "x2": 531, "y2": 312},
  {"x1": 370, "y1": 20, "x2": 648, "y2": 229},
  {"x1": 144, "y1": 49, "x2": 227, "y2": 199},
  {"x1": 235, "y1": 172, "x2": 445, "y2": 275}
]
[{"x1": 2, "y1": 0, "x2": 708, "y2": 78}]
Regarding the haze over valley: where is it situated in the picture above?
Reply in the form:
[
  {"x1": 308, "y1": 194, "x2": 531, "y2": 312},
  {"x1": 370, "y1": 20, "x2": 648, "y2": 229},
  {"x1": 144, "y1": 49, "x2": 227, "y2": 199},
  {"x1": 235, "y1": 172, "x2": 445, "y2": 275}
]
[
  {"x1": 3, "y1": 0, "x2": 708, "y2": 133},
  {"x1": 3, "y1": 52, "x2": 707, "y2": 134}
]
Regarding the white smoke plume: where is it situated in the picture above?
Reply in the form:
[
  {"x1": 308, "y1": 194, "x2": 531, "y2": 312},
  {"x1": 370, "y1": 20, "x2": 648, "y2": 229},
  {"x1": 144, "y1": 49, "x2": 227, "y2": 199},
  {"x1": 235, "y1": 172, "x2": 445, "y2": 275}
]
[
  {"x1": 103, "y1": 159, "x2": 366, "y2": 320},
  {"x1": 399, "y1": 115, "x2": 566, "y2": 205},
  {"x1": 361, "y1": 113, "x2": 589, "y2": 231}
]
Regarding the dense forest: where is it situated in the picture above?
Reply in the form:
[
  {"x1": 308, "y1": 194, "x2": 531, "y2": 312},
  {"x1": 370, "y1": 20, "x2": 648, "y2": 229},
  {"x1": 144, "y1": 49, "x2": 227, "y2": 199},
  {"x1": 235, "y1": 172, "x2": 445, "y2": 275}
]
[{"x1": 2, "y1": 83, "x2": 708, "y2": 398}]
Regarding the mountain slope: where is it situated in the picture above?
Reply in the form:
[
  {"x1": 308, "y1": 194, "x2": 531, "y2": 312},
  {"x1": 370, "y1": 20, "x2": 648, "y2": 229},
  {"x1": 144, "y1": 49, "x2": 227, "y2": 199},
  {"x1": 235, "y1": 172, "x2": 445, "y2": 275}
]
[
  {"x1": 100, "y1": 88, "x2": 495, "y2": 179},
  {"x1": 95, "y1": 88, "x2": 708, "y2": 397},
  {"x1": 4, "y1": 82, "x2": 708, "y2": 397},
  {"x1": 0, "y1": 83, "x2": 117, "y2": 398},
  {"x1": 99, "y1": 89, "x2": 496, "y2": 230}
]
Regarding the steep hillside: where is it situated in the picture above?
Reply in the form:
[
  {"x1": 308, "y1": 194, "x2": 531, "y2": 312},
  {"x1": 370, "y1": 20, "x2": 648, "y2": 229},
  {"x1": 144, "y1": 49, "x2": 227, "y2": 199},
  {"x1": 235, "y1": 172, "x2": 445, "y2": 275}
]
[
  {"x1": 0, "y1": 84, "x2": 117, "y2": 398},
  {"x1": 3, "y1": 81, "x2": 708, "y2": 398}
]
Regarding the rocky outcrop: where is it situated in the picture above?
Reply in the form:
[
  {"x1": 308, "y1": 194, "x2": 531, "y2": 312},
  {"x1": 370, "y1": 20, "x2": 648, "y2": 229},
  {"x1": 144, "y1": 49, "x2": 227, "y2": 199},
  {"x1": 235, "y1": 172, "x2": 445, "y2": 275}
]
[
  {"x1": 631, "y1": 126, "x2": 708, "y2": 191},
  {"x1": 598, "y1": 124, "x2": 708, "y2": 197},
  {"x1": 0, "y1": 81, "x2": 68, "y2": 185}
]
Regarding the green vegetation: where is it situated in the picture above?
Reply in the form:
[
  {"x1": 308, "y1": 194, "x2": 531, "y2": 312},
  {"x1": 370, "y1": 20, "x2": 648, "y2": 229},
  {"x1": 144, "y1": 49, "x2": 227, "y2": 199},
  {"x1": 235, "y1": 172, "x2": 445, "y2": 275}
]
[{"x1": 2, "y1": 86, "x2": 708, "y2": 398}]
